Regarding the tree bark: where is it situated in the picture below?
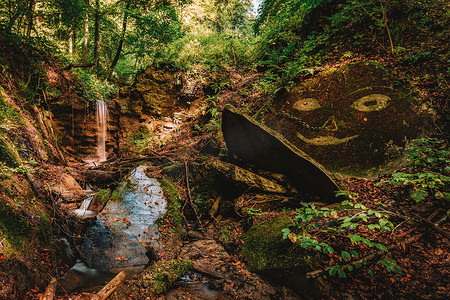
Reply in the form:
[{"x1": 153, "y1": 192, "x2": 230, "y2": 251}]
[
  {"x1": 69, "y1": 29, "x2": 74, "y2": 59},
  {"x1": 84, "y1": 9, "x2": 89, "y2": 63},
  {"x1": 26, "y1": 0, "x2": 35, "y2": 37},
  {"x1": 104, "y1": 0, "x2": 131, "y2": 80},
  {"x1": 93, "y1": 0, "x2": 100, "y2": 74}
]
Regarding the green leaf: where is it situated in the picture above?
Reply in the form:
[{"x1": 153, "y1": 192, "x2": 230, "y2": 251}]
[
  {"x1": 341, "y1": 250, "x2": 351, "y2": 262},
  {"x1": 410, "y1": 189, "x2": 428, "y2": 203},
  {"x1": 349, "y1": 250, "x2": 359, "y2": 258},
  {"x1": 347, "y1": 265, "x2": 354, "y2": 272},
  {"x1": 362, "y1": 259, "x2": 367, "y2": 265},
  {"x1": 337, "y1": 267, "x2": 346, "y2": 278},
  {"x1": 366, "y1": 268, "x2": 374, "y2": 276},
  {"x1": 374, "y1": 243, "x2": 388, "y2": 252},
  {"x1": 323, "y1": 246, "x2": 334, "y2": 254},
  {"x1": 282, "y1": 228, "x2": 290, "y2": 239},
  {"x1": 329, "y1": 266, "x2": 337, "y2": 276},
  {"x1": 355, "y1": 263, "x2": 362, "y2": 269}
]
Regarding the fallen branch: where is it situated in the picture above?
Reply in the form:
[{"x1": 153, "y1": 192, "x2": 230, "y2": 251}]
[
  {"x1": 41, "y1": 277, "x2": 57, "y2": 300},
  {"x1": 91, "y1": 271, "x2": 127, "y2": 300},
  {"x1": 63, "y1": 63, "x2": 94, "y2": 70},
  {"x1": 414, "y1": 213, "x2": 450, "y2": 245}
]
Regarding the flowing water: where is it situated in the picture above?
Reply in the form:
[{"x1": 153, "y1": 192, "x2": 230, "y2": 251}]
[
  {"x1": 96, "y1": 100, "x2": 108, "y2": 162},
  {"x1": 73, "y1": 194, "x2": 96, "y2": 218},
  {"x1": 79, "y1": 166, "x2": 166, "y2": 271}
]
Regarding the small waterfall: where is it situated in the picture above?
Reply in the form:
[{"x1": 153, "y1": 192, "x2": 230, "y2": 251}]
[
  {"x1": 73, "y1": 194, "x2": 96, "y2": 218},
  {"x1": 96, "y1": 100, "x2": 108, "y2": 162}
]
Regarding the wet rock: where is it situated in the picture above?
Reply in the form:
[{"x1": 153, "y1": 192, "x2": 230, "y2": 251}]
[
  {"x1": 80, "y1": 166, "x2": 166, "y2": 271},
  {"x1": 110, "y1": 258, "x2": 193, "y2": 299},
  {"x1": 222, "y1": 105, "x2": 343, "y2": 202}
]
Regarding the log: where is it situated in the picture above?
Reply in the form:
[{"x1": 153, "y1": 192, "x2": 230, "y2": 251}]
[
  {"x1": 41, "y1": 277, "x2": 57, "y2": 300},
  {"x1": 91, "y1": 271, "x2": 127, "y2": 300},
  {"x1": 63, "y1": 63, "x2": 94, "y2": 70}
]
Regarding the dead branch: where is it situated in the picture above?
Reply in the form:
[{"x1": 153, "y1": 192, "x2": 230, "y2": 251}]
[
  {"x1": 91, "y1": 271, "x2": 127, "y2": 300},
  {"x1": 63, "y1": 63, "x2": 94, "y2": 70},
  {"x1": 41, "y1": 277, "x2": 57, "y2": 300},
  {"x1": 414, "y1": 213, "x2": 450, "y2": 245}
]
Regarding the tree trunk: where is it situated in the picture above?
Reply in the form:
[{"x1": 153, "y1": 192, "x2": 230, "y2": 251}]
[
  {"x1": 104, "y1": 1, "x2": 131, "y2": 80},
  {"x1": 84, "y1": 10, "x2": 89, "y2": 63},
  {"x1": 93, "y1": 0, "x2": 100, "y2": 74},
  {"x1": 26, "y1": 0, "x2": 35, "y2": 37},
  {"x1": 69, "y1": 29, "x2": 74, "y2": 60}
]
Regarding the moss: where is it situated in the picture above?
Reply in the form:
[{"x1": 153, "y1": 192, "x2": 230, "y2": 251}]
[
  {"x1": 0, "y1": 86, "x2": 22, "y2": 126},
  {"x1": 241, "y1": 215, "x2": 319, "y2": 273},
  {"x1": 219, "y1": 225, "x2": 232, "y2": 243},
  {"x1": 161, "y1": 163, "x2": 184, "y2": 178},
  {"x1": 149, "y1": 259, "x2": 193, "y2": 294},
  {"x1": 158, "y1": 176, "x2": 184, "y2": 234},
  {"x1": 0, "y1": 202, "x2": 30, "y2": 249},
  {"x1": 0, "y1": 134, "x2": 21, "y2": 168},
  {"x1": 94, "y1": 188, "x2": 111, "y2": 206},
  {"x1": 110, "y1": 187, "x2": 125, "y2": 203},
  {"x1": 35, "y1": 214, "x2": 54, "y2": 248}
]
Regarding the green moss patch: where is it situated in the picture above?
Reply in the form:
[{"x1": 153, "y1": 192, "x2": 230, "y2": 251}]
[
  {"x1": 0, "y1": 202, "x2": 30, "y2": 249},
  {"x1": 241, "y1": 215, "x2": 319, "y2": 273},
  {"x1": 158, "y1": 176, "x2": 184, "y2": 234},
  {"x1": 113, "y1": 258, "x2": 193, "y2": 298}
]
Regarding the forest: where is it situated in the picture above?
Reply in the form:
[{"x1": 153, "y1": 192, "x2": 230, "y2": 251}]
[{"x1": 0, "y1": 0, "x2": 449, "y2": 299}]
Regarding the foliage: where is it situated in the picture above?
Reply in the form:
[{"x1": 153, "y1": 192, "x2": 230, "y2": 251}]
[
  {"x1": 378, "y1": 138, "x2": 450, "y2": 202},
  {"x1": 72, "y1": 69, "x2": 118, "y2": 102},
  {"x1": 282, "y1": 198, "x2": 400, "y2": 278}
]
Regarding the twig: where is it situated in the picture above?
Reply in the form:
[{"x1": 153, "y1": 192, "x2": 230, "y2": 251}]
[{"x1": 414, "y1": 213, "x2": 450, "y2": 245}]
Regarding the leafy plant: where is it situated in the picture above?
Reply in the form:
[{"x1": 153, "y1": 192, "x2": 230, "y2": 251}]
[
  {"x1": 377, "y1": 138, "x2": 450, "y2": 202},
  {"x1": 282, "y1": 198, "x2": 397, "y2": 278}
]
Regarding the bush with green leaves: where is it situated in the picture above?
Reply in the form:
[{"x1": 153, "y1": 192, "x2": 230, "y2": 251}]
[
  {"x1": 72, "y1": 69, "x2": 118, "y2": 102},
  {"x1": 282, "y1": 197, "x2": 401, "y2": 278},
  {"x1": 377, "y1": 138, "x2": 450, "y2": 202}
]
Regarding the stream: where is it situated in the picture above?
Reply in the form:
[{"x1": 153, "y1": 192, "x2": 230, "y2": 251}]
[{"x1": 61, "y1": 166, "x2": 166, "y2": 290}]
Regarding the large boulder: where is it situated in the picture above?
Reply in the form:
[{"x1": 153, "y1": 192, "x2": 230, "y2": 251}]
[
  {"x1": 263, "y1": 61, "x2": 435, "y2": 178},
  {"x1": 222, "y1": 105, "x2": 343, "y2": 202}
]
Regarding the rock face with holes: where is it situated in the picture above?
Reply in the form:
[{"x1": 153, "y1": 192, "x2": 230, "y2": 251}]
[
  {"x1": 263, "y1": 61, "x2": 435, "y2": 178},
  {"x1": 222, "y1": 105, "x2": 343, "y2": 202}
]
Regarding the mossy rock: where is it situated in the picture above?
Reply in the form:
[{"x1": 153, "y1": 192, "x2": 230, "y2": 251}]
[
  {"x1": 0, "y1": 202, "x2": 30, "y2": 249},
  {"x1": 158, "y1": 176, "x2": 184, "y2": 235},
  {"x1": 111, "y1": 258, "x2": 193, "y2": 299},
  {"x1": 241, "y1": 215, "x2": 319, "y2": 273}
]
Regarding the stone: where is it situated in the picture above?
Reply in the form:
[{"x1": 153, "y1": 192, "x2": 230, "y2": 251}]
[
  {"x1": 263, "y1": 61, "x2": 435, "y2": 178},
  {"x1": 222, "y1": 105, "x2": 343, "y2": 202}
]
